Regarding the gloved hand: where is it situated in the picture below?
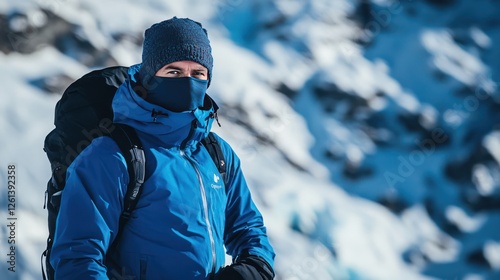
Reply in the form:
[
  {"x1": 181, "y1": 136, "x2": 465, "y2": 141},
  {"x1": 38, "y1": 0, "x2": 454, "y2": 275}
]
[{"x1": 215, "y1": 254, "x2": 274, "y2": 280}]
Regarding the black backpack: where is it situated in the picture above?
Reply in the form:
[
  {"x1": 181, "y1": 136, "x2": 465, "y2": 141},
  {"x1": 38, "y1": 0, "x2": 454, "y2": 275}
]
[{"x1": 41, "y1": 66, "x2": 226, "y2": 280}]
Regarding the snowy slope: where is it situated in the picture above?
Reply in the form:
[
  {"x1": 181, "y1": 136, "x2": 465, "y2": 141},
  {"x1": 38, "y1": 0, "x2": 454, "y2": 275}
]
[{"x1": 0, "y1": 0, "x2": 499, "y2": 279}]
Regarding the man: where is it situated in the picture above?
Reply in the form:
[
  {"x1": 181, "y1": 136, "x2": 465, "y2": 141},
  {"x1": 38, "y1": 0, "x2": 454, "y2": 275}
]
[{"x1": 50, "y1": 17, "x2": 275, "y2": 279}]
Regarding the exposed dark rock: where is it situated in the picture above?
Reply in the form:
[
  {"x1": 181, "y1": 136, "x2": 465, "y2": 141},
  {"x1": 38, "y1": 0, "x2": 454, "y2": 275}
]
[
  {"x1": 218, "y1": 101, "x2": 310, "y2": 173},
  {"x1": 312, "y1": 82, "x2": 369, "y2": 117},
  {"x1": 342, "y1": 160, "x2": 373, "y2": 180},
  {"x1": 54, "y1": 28, "x2": 118, "y2": 67},
  {"x1": 324, "y1": 148, "x2": 343, "y2": 161},
  {"x1": 349, "y1": 0, "x2": 373, "y2": 28},
  {"x1": 111, "y1": 32, "x2": 143, "y2": 46},
  {"x1": 444, "y1": 145, "x2": 495, "y2": 184},
  {"x1": 441, "y1": 217, "x2": 462, "y2": 237},
  {"x1": 0, "y1": 9, "x2": 72, "y2": 54},
  {"x1": 467, "y1": 247, "x2": 490, "y2": 268},
  {"x1": 29, "y1": 73, "x2": 75, "y2": 94},
  {"x1": 397, "y1": 111, "x2": 430, "y2": 134},
  {"x1": 462, "y1": 191, "x2": 500, "y2": 212},
  {"x1": 377, "y1": 192, "x2": 409, "y2": 214},
  {"x1": 262, "y1": 13, "x2": 287, "y2": 30},
  {"x1": 275, "y1": 82, "x2": 298, "y2": 99},
  {"x1": 282, "y1": 153, "x2": 308, "y2": 173},
  {"x1": 218, "y1": 102, "x2": 276, "y2": 147},
  {"x1": 0, "y1": 9, "x2": 117, "y2": 67}
]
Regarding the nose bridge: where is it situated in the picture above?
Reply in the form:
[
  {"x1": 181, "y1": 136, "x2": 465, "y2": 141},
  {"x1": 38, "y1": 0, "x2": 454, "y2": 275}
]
[{"x1": 182, "y1": 66, "x2": 192, "y2": 77}]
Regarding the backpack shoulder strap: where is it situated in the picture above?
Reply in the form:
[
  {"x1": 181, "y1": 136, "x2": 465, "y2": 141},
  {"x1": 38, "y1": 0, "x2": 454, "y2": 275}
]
[
  {"x1": 42, "y1": 123, "x2": 145, "y2": 279},
  {"x1": 104, "y1": 124, "x2": 146, "y2": 245},
  {"x1": 201, "y1": 132, "x2": 227, "y2": 184}
]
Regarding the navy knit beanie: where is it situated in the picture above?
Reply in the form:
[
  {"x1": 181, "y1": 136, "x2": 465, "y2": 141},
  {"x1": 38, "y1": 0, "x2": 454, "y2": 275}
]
[{"x1": 139, "y1": 17, "x2": 213, "y2": 86}]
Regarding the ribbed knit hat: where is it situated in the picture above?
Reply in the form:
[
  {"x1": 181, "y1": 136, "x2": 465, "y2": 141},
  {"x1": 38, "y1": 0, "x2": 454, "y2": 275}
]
[{"x1": 139, "y1": 17, "x2": 213, "y2": 86}]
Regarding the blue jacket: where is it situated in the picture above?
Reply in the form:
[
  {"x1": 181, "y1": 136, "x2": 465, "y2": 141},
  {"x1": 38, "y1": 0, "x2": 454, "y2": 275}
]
[{"x1": 50, "y1": 65, "x2": 275, "y2": 279}]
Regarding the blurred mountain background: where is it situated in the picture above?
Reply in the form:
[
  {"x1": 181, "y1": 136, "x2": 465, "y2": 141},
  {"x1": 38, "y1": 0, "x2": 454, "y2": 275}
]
[{"x1": 0, "y1": 0, "x2": 499, "y2": 279}]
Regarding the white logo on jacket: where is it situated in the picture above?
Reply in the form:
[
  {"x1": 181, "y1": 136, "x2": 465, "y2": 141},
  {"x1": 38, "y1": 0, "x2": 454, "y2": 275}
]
[{"x1": 211, "y1": 174, "x2": 222, "y2": 189}]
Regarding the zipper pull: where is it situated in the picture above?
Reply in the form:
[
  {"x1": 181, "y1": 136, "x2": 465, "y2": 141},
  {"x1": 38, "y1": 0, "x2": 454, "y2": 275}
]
[
  {"x1": 151, "y1": 109, "x2": 168, "y2": 122},
  {"x1": 210, "y1": 112, "x2": 221, "y2": 127},
  {"x1": 43, "y1": 190, "x2": 48, "y2": 209},
  {"x1": 152, "y1": 109, "x2": 158, "y2": 122}
]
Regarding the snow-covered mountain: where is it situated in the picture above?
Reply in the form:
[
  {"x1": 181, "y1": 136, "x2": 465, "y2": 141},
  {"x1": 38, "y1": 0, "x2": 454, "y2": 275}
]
[{"x1": 0, "y1": 0, "x2": 499, "y2": 279}]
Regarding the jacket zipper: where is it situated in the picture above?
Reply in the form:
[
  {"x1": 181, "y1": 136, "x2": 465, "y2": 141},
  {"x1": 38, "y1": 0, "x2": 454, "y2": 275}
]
[
  {"x1": 181, "y1": 151, "x2": 217, "y2": 276},
  {"x1": 180, "y1": 119, "x2": 217, "y2": 276},
  {"x1": 180, "y1": 120, "x2": 197, "y2": 150}
]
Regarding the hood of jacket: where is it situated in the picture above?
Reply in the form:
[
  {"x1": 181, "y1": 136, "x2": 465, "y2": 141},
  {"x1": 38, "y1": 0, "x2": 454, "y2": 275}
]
[{"x1": 112, "y1": 64, "x2": 217, "y2": 151}]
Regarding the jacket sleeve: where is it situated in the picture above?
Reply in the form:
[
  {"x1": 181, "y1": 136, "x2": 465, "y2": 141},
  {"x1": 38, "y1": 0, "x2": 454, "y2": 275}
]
[
  {"x1": 49, "y1": 137, "x2": 128, "y2": 279},
  {"x1": 218, "y1": 137, "x2": 276, "y2": 272}
]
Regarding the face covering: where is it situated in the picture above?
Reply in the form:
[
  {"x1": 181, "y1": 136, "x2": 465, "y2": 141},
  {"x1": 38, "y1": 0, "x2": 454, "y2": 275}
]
[{"x1": 144, "y1": 76, "x2": 208, "y2": 112}]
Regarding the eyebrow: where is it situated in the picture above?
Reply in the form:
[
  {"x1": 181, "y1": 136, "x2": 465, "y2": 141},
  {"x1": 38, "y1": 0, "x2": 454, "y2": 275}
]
[
  {"x1": 163, "y1": 66, "x2": 182, "y2": 70},
  {"x1": 162, "y1": 66, "x2": 207, "y2": 72}
]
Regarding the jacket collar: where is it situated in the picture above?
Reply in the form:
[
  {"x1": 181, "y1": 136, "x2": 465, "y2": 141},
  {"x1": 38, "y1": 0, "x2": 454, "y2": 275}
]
[{"x1": 112, "y1": 65, "x2": 217, "y2": 150}]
